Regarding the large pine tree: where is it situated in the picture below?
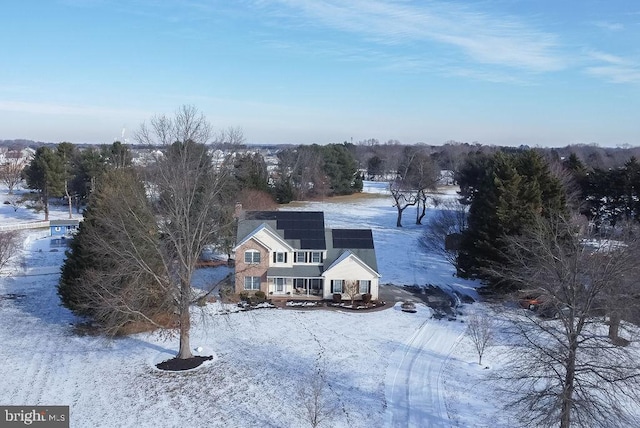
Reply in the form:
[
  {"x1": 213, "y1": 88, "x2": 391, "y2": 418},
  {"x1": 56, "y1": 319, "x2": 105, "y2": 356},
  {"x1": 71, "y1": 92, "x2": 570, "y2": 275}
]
[
  {"x1": 23, "y1": 146, "x2": 66, "y2": 220},
  {"x1": 59, "y1": 168, "x2": 170, "y2": 334},
  {"x1": 457, "y1": 150, "x2": 566, "y2": 289}
]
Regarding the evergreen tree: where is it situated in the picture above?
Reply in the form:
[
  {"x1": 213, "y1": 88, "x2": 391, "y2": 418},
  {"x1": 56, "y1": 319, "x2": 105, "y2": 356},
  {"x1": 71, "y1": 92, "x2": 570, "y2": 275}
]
[
  {"x1": 321, "y1": 143, "x2": 359, "y2": 195},
  {"x1": 273, "y1": 142, "x2": 361, "y2": 201},
  {"x1": 367, "y1": 155, "x2": 384, "y2": 180},
  {"x1": 457, "y1": 150, "x2": 566, "y2": 290},
  {"x1": 273, "y1": 177, "x2": 294, "y2": 204},
  {"x1": 622, "y1": 157, "x2": 640, "y2": 222},
  {"x1": 106, "y1": 140, "x2": 132, "y2": 169},
  {"x1": 233, "y1": 152, "x2": 269, "y2": 192},
  {"x1": 58, "y1": 168, "x2": 169, "y2": 332},
  {"x1": 582, "y1": 157, "x2": 640, "y2": 230},
  {"x1": 456, "y1": 151, "x2": 493, "y2": 206},
  {"x1": 70, "y1": 147, "x2": 108, "y2": 211},
  {"x1": 563, "y1": 152, "x2": 587, "y2": 179},
  {"x1": 352, "y1": 171, "x2": 364, "y2": 192},
  {"x1": 23, "y1": 146, "x2": 66, "y2": 220}
]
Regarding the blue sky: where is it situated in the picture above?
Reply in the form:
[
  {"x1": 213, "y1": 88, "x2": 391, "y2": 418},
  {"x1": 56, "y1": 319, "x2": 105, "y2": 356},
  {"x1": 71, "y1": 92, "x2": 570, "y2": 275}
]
[{"x1": 1, "y1": 0, "x2": 639, "y2": 147}]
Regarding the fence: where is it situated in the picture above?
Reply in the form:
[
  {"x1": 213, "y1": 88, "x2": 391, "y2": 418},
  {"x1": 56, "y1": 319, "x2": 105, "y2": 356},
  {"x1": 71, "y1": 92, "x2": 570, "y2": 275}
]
[{"x1": 0, "y1": 220, "x2": 50, "y2": 232}]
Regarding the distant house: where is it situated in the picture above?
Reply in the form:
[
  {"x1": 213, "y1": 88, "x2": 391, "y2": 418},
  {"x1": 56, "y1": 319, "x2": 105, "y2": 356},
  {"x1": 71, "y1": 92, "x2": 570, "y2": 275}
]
[
  {"x1": 50, "y1": 219, "x2": 80, "y2": 236},
  {"x1": 234, "y1": 211, "x2": 380, "y2": 301}
]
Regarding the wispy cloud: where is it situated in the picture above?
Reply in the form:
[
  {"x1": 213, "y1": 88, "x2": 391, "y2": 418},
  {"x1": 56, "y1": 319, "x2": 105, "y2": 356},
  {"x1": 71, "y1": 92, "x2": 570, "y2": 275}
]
[
  {"x1": 259, "y1": 0, "x2": 566, "y2": 73},
  {"x1": 0, "y1": 100, "x2": 150, "y2": 117},
  {"x1": 592, "y1": 21, "x2": 624, "y2": 31},
  {"x1": 585, "y1": 50, "x2": 640, "y2": 84}
]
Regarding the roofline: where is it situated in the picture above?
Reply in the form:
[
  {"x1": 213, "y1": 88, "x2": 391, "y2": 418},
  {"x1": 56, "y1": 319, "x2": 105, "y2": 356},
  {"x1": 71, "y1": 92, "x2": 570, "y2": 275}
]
[
  {"x1": 233, "y1": 222, "x2": 295, "y2": 252},
  {"x1": 323, "y1": 250, "x2": 380, "y2": 278}
]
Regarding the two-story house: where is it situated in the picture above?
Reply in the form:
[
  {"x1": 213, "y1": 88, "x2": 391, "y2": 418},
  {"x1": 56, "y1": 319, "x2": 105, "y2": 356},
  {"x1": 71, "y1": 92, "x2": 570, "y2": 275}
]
[{"x1": 234, "y1": 211, "x2": 380, "y2": 301}]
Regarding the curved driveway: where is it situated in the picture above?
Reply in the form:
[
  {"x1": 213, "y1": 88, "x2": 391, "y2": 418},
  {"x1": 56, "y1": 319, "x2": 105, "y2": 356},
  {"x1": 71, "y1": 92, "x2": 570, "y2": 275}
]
[{"x1": 385, "y1": 310, "x2": 465, "y2": 427}]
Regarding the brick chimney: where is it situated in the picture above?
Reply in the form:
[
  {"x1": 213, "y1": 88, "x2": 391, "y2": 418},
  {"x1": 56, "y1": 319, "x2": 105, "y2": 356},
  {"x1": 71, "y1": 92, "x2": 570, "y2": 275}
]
[{"x1": 234, "y1": 202, "x2": 244, "y2": 220}]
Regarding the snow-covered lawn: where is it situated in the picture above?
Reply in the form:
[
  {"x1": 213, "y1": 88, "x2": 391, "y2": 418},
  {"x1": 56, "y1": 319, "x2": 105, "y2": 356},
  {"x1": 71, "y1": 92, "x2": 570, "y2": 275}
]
[
  {"x1": 0, "y1": 187, "x2": 83, "y2": 226},
  {"x1": 2, "y1": 182, "x2": 638, "y2": 427}
]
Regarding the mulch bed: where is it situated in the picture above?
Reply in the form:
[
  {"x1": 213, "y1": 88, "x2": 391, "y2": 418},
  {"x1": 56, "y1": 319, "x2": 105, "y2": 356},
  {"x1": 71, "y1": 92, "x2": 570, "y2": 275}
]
[{"x1": 156, "y1": 355, "x2": 213, "y2": 371}]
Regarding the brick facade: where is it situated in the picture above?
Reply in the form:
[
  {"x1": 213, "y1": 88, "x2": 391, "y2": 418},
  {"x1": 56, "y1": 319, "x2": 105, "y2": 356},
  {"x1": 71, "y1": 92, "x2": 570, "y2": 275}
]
[{"x1": 234, "y1": 240, "x2": 270, "y2": 294}]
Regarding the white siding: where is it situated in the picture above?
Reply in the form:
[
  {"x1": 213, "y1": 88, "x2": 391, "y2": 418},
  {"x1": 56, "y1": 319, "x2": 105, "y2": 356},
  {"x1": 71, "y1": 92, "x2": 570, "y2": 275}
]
[
  {"x1": 268, "y1": 277, "x2": 292, "y2": 296},
  {"x1": 252, "y1": 230, "x2": 294, "y2": 268},
  {"x1": 322, "y1": 256, "x2": 379, "y2": 300}
]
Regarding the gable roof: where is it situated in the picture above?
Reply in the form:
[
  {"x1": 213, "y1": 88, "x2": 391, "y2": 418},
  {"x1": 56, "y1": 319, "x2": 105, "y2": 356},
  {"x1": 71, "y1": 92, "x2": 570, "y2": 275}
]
[
  {"x1": 323, "y1": 250, "x2": 380, "y2": 278},
  {"x1": 233, "y1": 222, "x2": 294, "y2": 252},
  {"x1": 325, "y1": 229, "x2": 378, "y2": 273},
  {"x1": 238, "y1": 211, "x2": 326, "y2": 250}
]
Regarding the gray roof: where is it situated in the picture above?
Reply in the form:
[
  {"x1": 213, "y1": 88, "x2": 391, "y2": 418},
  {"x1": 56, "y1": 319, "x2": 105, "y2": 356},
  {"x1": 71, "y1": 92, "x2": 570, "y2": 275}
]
[
  {"x1": 242, "y1": 211, "x2": 326, "y2": 249},
  {"x1": 323, "y1": 230, "x2": 378, "y2": 273},
  {"x1": 50, "y1": 219, "x2": 80, "y2": 226},
  {"x1": 267, "y1": 266, "x2": 324, "y2": 278}
]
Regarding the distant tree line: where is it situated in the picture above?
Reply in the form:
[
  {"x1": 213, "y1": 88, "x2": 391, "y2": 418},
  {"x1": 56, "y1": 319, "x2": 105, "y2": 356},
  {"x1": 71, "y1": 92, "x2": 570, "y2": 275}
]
[
  {"x1": 271, "y1": 142, "x2": 362, "y2": 204},
  {"x1": 349, "y1": 139, "x2": 640, "y2": 179},
  {"x1": 565, "y1": 154, "x2": 640, "y2": 231},
  {"x1": 21, "y1": 141, "x2": 132, "y2": 220}
]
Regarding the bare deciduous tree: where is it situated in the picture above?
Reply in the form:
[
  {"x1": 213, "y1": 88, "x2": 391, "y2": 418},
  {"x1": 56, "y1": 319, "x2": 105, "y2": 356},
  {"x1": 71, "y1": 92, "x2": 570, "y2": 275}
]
[
  {"x1": 419, "y1": 199, "x2": 468, "y2": 267},
  {"x1": 0, "y1": 230, "x2": 20, "y2": 272},
  {"x1": 64, "y1": 105, "x2": 234, "y2": 359},
  {"x1": 134, "y1": 105, "x2": 234, "y2": 359},
  {"x1": 389, "y1": 179, "x2": 418, "y2": 228},
  {"x1": 467, "y1": 313, "x2": 492, "y2": 365},
  {"x1": 213, "y1": 126, "x2": 246, "y2": 147},
  {"x1": 492, "y1": 214, "x2": 640, "y2": 428},
  {"x1": 390, "y1": 147, "x2": 439, "y2": 227},
  {"x1": 342, "y1": 280, "x2": 360, "y2": 307},
  {"x1": 277, "y1": 146, "x2": 326, "y2": 200},
  {"x1": 0, "y1": 151, "x2": 27, "y2": 194},
  {"x1": 298, "y1": 368, "x2": 336, "y2": 428},
  {"x1": 5, "y1": 194, "x2": 24, "y2": 212}
]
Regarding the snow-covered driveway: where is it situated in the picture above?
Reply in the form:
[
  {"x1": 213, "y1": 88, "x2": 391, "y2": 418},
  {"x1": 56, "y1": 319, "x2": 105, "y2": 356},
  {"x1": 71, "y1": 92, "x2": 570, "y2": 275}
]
[{"x1": 385, "y1": 306, "x2": 466, "y2": 427}]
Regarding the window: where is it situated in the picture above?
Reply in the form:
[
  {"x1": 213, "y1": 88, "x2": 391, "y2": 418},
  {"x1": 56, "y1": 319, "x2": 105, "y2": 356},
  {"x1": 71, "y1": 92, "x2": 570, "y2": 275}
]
[
  {"x1": 331, "y1": 279, "x2": 343, "y2": 294},
  {"x1": 359, "y1": 280, "x2": 371, "y2": 294},
  {"x1": 294, "y1": 278, "x2": 305, "y2": 288},
  {"x1": 244, "y1": 250, "x2": 261, "y2": 264},
  {"x1": 244, "y1": 276, "x2": 260, "y2": 290},
  {"x1": 295, "y1": 252, "x2": 306, "y2": 263},
  {"x1": 311, "y1": 252, "x2": 322, "y2": 263},
  {"x1": 275, "y1": 277, "x2": 285, "y2": 292},
  {"x1": 310, "y1": 278, "x2": 322, "y2": 291},
  {"x1": 274, "y1": 252, "x2": 287, "y2": 263}
]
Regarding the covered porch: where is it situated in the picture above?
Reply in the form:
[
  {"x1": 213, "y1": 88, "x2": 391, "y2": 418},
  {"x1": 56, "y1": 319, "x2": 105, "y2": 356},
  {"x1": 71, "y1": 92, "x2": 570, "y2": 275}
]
[{"x1": 267, "y1": 266, "x2": 324, "y2": 299}]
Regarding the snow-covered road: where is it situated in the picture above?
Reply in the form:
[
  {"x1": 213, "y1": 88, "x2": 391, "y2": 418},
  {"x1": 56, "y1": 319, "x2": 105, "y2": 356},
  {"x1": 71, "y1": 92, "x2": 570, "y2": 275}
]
[{"x1": 385, "y1": 307, "x2": 466, "y2": 428}]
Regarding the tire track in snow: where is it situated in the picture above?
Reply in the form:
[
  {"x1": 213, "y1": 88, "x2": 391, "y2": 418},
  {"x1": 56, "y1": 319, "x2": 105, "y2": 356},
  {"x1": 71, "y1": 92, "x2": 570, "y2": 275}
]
[
  {"x1": 385, "y1": 313, "x2": 465, "y2": 428},
  {"x1": 386, "y1": 317, "x2": 432, "y2": 427}
]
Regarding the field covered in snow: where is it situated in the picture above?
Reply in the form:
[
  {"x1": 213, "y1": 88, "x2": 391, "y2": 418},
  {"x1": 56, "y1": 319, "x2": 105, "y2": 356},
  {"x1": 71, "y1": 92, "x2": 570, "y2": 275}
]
[{"x1": 2, "y1": 182, "x2": 639, "y2": 427}]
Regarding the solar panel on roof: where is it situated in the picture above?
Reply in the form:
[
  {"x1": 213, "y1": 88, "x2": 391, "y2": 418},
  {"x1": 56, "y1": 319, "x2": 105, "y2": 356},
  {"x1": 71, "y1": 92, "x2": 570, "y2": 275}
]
[
  {"x1": 332, "y1": 229, "x2": 374, "y2": 249},
  {"x1": 245, "y1": 211, "x2": 327, "y2": 249},
  {"x1": 246, "y1": 211, "x2": 277, "y2": 220}
]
